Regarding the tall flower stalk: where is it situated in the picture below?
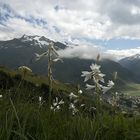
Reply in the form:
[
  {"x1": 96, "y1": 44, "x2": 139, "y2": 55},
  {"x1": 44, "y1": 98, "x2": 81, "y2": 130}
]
[
  {"x1": 81, "y1": 56, "x2": 114, "y2": 117},
  {"x1": 35, "y1": 42, "x2": 62, "y2": 106},
  {"x1": 48, "y1": 44, "x2": 52, "y2": 106}
]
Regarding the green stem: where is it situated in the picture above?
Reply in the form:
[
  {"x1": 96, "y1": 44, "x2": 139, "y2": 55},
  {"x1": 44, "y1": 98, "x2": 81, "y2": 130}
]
[
  {"x1": 48, "y1": 44, "x2": 52, "y2": 107},
  {"x1": 95, "y1": 83, "x2": 100, "y2": 118},
  {"x1": 10, "y1": 98, "x2": 21, "y2": 130}
]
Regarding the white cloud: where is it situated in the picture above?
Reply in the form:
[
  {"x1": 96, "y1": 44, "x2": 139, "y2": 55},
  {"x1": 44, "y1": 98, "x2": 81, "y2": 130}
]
[
  {"x1": 0, "y1": 0, "x2": 140, "y2": 41},
  {"x1": 58, "y1": 43, "x2": 115, "y2": 60},
  {"x1": 0, "y1": 0, "x2": 140, "y2": 60},
  {"x1": 106, "y1": 47, "x2": 140, "y2": 59}
]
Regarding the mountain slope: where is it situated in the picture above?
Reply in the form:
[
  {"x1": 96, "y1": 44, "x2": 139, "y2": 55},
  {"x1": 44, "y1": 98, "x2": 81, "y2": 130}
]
[
  {"x1": 119, "y1": 54, "x2": 140, "y2": 77},
  {"x1": 31, "y1": 58, "x2": 140, "y2": 88}
]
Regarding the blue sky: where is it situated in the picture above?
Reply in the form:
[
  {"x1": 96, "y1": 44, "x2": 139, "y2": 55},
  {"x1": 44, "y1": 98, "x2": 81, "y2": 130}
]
[{"x1": 0, "y1": 0, "x2": 140, "y2": 59}]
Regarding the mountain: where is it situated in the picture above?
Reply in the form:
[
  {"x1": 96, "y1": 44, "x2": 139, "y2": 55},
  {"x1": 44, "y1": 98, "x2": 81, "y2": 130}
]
[
  {"x1": 0, "y1": 35, "x2": 140, "y2": 87},
  {"x1": 119, "y1": 54, "x2": 140, "y2": 77},
  {"x1": 0, "y1": 35, "x2": 67, "y2": 68}
]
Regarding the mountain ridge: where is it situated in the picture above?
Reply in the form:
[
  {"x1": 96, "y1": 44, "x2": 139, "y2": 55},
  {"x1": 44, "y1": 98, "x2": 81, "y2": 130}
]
[
  {"x1": 0, "y1": 35, "x2": 140, "y2": 87},
  {"x1": 119, "y1": 54, "x2": 140, "y2": 77}
]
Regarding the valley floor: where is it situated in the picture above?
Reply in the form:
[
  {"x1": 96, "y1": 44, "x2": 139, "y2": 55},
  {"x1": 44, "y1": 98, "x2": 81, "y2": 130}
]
[{"x1": 122, "y1": 83, "x2": 140, "y2": 96}]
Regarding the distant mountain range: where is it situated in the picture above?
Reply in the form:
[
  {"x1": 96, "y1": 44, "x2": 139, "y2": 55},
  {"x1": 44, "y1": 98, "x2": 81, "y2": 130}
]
[
  {"x1": 119, "y1": 54, "x2": 140, "y2": 77},
  {"x1": 0, "y1": 35, "x2": 140, "y2": 86}
]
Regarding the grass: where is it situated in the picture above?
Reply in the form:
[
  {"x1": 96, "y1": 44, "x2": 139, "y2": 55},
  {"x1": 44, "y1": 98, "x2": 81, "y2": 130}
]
[
  {"x1": 0, "y1": 66, "x2": 140, "y2": 140},
  {"x1": 0, "y1": 94, "x2": 140, "y2": 140},
  {"x1": 122, "y1": 83, "x2": 140, "y2": 96}
]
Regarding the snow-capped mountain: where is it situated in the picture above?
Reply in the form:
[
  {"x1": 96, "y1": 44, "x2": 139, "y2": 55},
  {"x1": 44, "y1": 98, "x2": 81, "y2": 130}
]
[
  {"x1": 0, "y1": 35, "x2": 67, "y2": 69},
  {"x1": 120, "y1": 54, "x2": 140, "y2": 61},
  {"x1": 0, "y1": 35, "x2": 67, "y2": 50},
  {"x1": 20, "y1": 35, "x2": 51, "y2": 48},
  {"x1": 119, "y1": 54, "x2": 140, "y2": 76}
]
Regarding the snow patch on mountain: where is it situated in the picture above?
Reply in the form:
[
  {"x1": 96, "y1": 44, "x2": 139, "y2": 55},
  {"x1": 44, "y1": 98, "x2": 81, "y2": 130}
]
[
  {"x1": 19, "y1": 35, "x2": 51, "y2": 48},
  {"x1": 121, "y1": 54, "x2": 140, "y2": 61}
]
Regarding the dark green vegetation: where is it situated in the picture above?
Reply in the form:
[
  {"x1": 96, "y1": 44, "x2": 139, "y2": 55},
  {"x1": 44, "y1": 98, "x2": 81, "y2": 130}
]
[{"x1": 0, "y1": 66, "x2": 140, "y2": 140}]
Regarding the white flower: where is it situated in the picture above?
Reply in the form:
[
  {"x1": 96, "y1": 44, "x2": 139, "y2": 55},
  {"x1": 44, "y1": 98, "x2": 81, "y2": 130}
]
[
  {"x1": 107, "y1": 80, "x2": 114, "y2": 87},
  {"x1": 69, "y1": 103, "x2": 75, "y2": 109},
  {"x1": 18, "y1": 66, "x2": 32, "y2": 73},
  {"x1": 56, "y1": 105, "x2": 60, "y2": 110},
  {"x1": 35, "y1": 42, "x2": 63, "y2": 63},
  {"x1": 86, "y1": 84, "x2": 95, "y2": 90},
  {"x1": 69, "y1": 92, "x2": 78, "y2": 99},
  {"x1": 115, "y1": 92, "x2": 118, "y2": 96},
  {"x1": 51, "y1": 97, "x2": 64, "y2": 112},
  {"x1": 59, "y1": 100, "x2": 65, "y2": 105},
  {"x1": 80, "y1": 104, "x2": 85, "y2": 107},
  {"x1": 53, "y1": 97, "x2": 58, "y2": 106},
  {"x1": 102, "y1": 80, "x2": 114, "y2": 93},
  {"x1": 53, "y1": 57, "x2": 63, "y2": 62},
  {"x1": 78, "y1": 90, "x2": 83, "y2": 94},
  {"x1": 82, "y1": 63, "x2": 105, "y2": 84},
  {"x1": 102, "y1": 86, "x2": 111, "y2": 94},
  {"x1": 90, "y1": 107, "x2": 96, "y2": 110},
  {"x1": 74, "y1": 99, "x2": 78, "y2": 103},
  {"x1": 69, "y1": 103, "x2": 78, "y2": 115},
  {"x1": 35, "y1": 52, "x2": 48, "y2": 61},
  {"x1": 0, "y1": 95, "x2": 2, "y2": 98},
  {"x1": 81, "y1": 71, "x2": 92, "y2": 82},
  {"x1": 39, "y1": 96, "x2": 42, "y2": 102},
  {"x1": 50, "y1": 106, "x2": 54, "y2": 110},
  {"x1": 90, "y1": 63, "x2": 101, "y2": 71},
  {"x1": 92, "y1": 72, "x2": 105, "y2": 84}
]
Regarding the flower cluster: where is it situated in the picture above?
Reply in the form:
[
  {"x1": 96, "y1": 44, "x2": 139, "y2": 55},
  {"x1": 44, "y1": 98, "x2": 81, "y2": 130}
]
[
  {"x1": 50, "y1": 90, "x2": 83, "y2": 115},
  {"x1": 82, "y1": 63, "x2": 114, "y2": 94},
  {"x1": 69, "y1": 103, "x2": 79, "y2": 115},
  {"x1": 50, "y1": 97, "x2": 64, "y2": 112},
  {"x1": 18, "y1": 66, "x2": 32, "y2": 76},
  {"x1": 35, "y1": 42, "x2": 63, "y2": 63}
]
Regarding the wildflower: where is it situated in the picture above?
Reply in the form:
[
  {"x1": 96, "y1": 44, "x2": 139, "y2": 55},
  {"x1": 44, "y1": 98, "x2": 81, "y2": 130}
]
[
  {"x1": 90, "y1": 107, "x2": 96, "y2": 110},
  {"x1": 18, "y1": 66, "x2": 32, "y2": 73},
  {"x1": 69, "y1": 103, "x2": 78, "y2": 115},
  {"x1": 107, "y1": 80, "x2": 114, "y2": 87},
  {"x1": 35, "y1": 52, "x2": 48, "y2": 61},
  {"x1": 81, "y1": 62, "x2": 115, "y2": 115},
  {"x1": 69, "y1": 103, "x2": 75, "y2": 109},
  {"x1": 80, "y1": 104, "x2": 85, "y2": 107},
  {"x1": 102, "y1": 80, "x2": 114, "y2": 94},
  {"x1": 81, "y1": 71, "x2": 92, "y2": 82},
  {"x1": 81, "y1": 63, "x2": 105, "y2": 84},
  {"x1": 69, "y1": 92, "x2": 78, "y2": 100},
  {"x1": 38, "y1": 96, "x2": 43, "y2": 107},
  {"x1": 39, "y1": 96, "x2": 42, "y2": 102},
  {"x1": 74, "y1": 99, "x2": 78, "y2": 103},
  {"x1": 35, "y1": 42, "x2": 62, "y2": 63},
  {"x1": 90, "y1": 63, "x2": 101, "y2": 71},
  {"x1": 18, "y1": 66, "x2": 32, "y2": 77},
  {"x1": 78, "y1": 90, "x2": 83, "y2": 94},
  {"x1": 35, "y1": 42, "x2": 63, "y2": 107},
  {"x1": 53, "y1": 57, "x2": 63, "y2": 62},
  {"x1": 59, "y1": 100, "x2": 65, "y2": 105},
  {"x1": 51, "y1": 97, "x2": 64, "y2": 112},
  {"x1": 0, "y1": 95, "x2": 2, "y2": 98},
  {"x1": 86, "y1": 84, "x2": 95, "y2": 90},
  {"x1": 115, "y1": 92, "x2": 118, "y2": 96}
]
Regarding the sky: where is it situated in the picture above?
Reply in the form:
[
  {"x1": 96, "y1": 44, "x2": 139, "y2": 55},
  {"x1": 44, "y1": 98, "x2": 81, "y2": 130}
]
[{"x1": 0, "y1": 0, "x2": 140, "y2": 59}]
